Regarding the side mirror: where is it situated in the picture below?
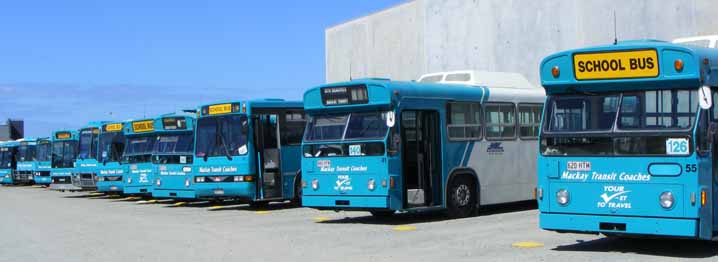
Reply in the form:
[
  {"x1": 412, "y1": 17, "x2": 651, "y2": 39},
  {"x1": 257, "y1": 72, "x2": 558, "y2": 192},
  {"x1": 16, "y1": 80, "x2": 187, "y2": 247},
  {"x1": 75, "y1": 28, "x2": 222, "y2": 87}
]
[{"x1": 699, "y1": 86, "x2": 712, "y2": 110}]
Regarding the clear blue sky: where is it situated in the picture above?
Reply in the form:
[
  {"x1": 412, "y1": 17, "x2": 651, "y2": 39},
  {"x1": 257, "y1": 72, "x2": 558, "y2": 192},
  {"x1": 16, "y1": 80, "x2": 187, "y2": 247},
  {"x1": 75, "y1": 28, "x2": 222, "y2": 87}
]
[{"x1": 0, "y1": 0, "x2": 402, "y2": 137}]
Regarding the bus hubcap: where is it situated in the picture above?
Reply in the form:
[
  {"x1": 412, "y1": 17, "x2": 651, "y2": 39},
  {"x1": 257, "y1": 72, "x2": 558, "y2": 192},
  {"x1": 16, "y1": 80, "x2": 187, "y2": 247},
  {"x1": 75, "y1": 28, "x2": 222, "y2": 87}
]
[{"x1": 454, "y1": 184, "x2": 470, "y2": 207}]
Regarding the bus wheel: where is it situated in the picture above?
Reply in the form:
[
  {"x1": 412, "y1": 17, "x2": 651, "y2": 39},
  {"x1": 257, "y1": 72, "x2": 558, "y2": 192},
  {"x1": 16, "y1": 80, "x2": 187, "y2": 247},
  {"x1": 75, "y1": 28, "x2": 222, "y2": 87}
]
[
  {"x1": 292, "y1": 179, "x2": 303, "y2": 207},
  {"x1": 447, "y1": 175, "x2": 476, "y2": 219},
  {"x1": 370, "y1": 210, "x2": 395, "y2": 219}
]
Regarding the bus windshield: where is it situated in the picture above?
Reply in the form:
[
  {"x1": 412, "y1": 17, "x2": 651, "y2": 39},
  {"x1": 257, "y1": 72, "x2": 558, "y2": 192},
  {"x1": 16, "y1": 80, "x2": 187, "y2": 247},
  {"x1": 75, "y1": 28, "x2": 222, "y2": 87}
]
[
  {"x1": 36, "y1": 141, "x2": 51, "y2": 162},
  {"x1": 195, "y1": 115, "x2": 248, "y2": 158},
  {"x1": 123, "y1": 135, "x2": 156, "y2": 163},
  {"x1": 98, "y1": 132, "x2": 125, "y2": 163},
  {"x1": 154, "y1": 134, "x2": 194, "y2": 154},
  {"x1": 304, "y1": 111, "x2": 389, "y2": 142},
  {"x1": 52, "y1": 141, "x2": 77, "y2": 168},
  {"x1": 18, "y1": 144, "x2": 36, "y2": 162},
  {"x1": 542, "y1": 89, "x2": 698, "y2": 156},
  {"x1": 0, "y1": 148, "x2": 14, "y2": 169},
  {"x1": 78, "y1": 129, "x2": 98, "y2": 160}
]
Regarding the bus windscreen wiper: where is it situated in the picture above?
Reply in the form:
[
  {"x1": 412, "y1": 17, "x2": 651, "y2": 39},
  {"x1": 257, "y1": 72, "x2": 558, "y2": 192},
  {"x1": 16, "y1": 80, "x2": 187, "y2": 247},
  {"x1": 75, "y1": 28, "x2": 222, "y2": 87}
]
[{"x1": 216, "y1": 119, "x2": 233, "y2": 161}]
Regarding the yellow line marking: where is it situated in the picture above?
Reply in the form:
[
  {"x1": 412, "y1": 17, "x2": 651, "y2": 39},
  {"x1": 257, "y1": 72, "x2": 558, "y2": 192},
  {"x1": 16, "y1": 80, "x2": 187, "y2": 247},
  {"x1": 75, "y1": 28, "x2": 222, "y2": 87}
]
[
  {"x1": 512, "y1": 241, "x2": 544, "y2": 248},
  {"x1": 31, "y1": 185, "x2": 44, "y2": 188},
  {"x1": 255, "y1": 210, "x2": 271, "y2": 214},
  {"x1": 119, "y1": 196, "x2": 141, "y2": 201},
  {"x1": 392, "y1": 225, "x2": 417, "y2": 232},
  {"x1": 89, "y1": 192, "x2": 104, "y2": 196},
  {"x1": 172, "y1": 202, "x2": 187, "y2": 207},
  {"x1": 208, "y1": 205, "x2": 225, "y2": 210},
  {"x1": 313, "y1": 216, "x2": 331, "y2": 222}
]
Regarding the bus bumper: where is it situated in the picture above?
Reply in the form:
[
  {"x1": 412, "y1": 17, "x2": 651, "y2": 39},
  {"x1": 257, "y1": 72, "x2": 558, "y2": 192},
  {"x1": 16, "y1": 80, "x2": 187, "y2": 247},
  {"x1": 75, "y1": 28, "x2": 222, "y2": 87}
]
[
  {"x1": 540, "y1": 213, "x2": 699, "y2": 238},
  {"x1": 96, "y1": 182, "x2": 124, "y2": 193},
  {"x1": 123, "y1": 185, "x2": 152, "y2": 195},
  {"x1": 193, "y1": 182, "x2": 254, "y2": 199},
  {"x1": 50, "y1": 183, "x2": 83, "y2": 191},
  {"x1": 1, "y1": 176, "x2": 13, "y2": 184},
  {"x1": 153, "y1": 189, "x2": 196, "y2": 199},
  {"x1": 34, "y1": 176, "x2": 52, "y2": 185},
  {"x1": 303, "y1": 195, "x2": 389, "y2": 209}
]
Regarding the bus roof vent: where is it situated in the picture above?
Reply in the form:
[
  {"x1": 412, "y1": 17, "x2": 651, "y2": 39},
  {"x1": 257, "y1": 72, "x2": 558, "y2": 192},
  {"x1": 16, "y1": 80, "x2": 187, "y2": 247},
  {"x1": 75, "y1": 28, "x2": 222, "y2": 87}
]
[
  {"x1": 262, "y1": 98, "x2": 285, "y2": 101},
  {"x1": 417, "y1": 70, "x2": 537, "y2": 89},
  {"x1": 355, "y1": 77, "x2": 390, "y2": 81},
  {"x1": 673, "y1": 35, "x2": 718, "y2": 48}
]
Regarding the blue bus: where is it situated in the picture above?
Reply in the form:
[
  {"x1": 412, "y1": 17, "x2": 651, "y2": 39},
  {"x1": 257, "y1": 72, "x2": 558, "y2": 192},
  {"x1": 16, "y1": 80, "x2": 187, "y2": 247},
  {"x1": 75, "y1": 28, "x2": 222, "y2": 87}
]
[
  {"x1": 151, "y1": 113, "x2": 197, "y2": 199},
  {"x1": 13, "y1": 138, "x2": 39, "y2": 185},
  {"x1": 301, "y1": 76, "x2": 544, "y2": 218},
  {"x1": 122, "y1": 118, "x2": 159, "y2": 195},
  {"x1": 96, "y1": 122, "x2": 127, "y2": 194},
  {"x1": 0, "y1": 141, "x2": 19, "y2": 185},
  {"x1": 72, "y1": 122, "x2": 107, "y2": 191},
  {"x1": 537, "y1": 40, "x2": 718, "y2": 239},
  {"x1": 32, "y1": 138, "x2": 53, "y2": 185},
  {"x1": 49, "y1": 130, "x2": 80, "y2": 191},
  {"x1": 191, "y1": 100, "x2": 305, "y2": 206}
]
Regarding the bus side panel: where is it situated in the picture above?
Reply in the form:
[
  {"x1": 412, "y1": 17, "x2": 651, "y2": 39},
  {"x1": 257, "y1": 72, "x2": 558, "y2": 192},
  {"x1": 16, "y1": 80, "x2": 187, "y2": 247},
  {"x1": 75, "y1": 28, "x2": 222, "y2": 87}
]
[
  {"x1": 698, "y1": 153, "x2": 713, "y2": 239},
  {"x1": 471, "y1": 140, "x2": 535, "y2": 205}
]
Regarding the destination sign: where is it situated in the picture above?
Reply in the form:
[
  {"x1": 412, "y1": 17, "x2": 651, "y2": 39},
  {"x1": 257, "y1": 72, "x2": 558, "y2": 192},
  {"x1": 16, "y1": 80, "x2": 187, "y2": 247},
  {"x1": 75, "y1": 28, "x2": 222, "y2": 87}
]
[
  {"x1": 162, "y1": 117, "x2": 187, "y2": 130},
  {"x1": 321, "y1": 85, "x2": 368, "y2": 106},
  {"x1": 132, "y1": 120, "x2": 155, "y2": 133},
  {"x1": 104, "y1": 123, "x2": 123, "y2": 132},
  {"x1": 208, "y1": 103, "x2": 233, "y2": 115},
  {"x1": 56, "y1": 132, "x2": 71, "y2": 139},
  {"x1": 573, "y1": 49, "x2": 658, "y2": 80}
]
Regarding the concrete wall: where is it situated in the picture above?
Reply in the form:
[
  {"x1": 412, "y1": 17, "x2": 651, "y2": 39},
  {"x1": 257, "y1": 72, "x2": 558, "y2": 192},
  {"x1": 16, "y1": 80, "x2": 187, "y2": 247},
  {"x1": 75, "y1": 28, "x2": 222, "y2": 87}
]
[{"x1": 326, "y1": 0, "x2": 718, "y2": 85}]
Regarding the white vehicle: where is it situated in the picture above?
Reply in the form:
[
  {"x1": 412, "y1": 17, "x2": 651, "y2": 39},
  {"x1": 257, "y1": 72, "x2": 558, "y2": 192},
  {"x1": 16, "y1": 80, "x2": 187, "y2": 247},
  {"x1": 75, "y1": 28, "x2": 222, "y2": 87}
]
[{"x1": 672, "y1": 35, "x2": 718, "y2": 48}]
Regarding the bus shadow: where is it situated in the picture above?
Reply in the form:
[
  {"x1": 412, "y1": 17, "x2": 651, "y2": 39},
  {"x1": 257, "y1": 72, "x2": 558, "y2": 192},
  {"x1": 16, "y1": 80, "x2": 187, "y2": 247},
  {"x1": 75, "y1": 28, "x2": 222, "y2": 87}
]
[
  {"x1": 553, "y1": 237, "x2": 718, "y2": 258},
  {"x1": 318, "y1": 200, "x2": 537, "y2": 225}
]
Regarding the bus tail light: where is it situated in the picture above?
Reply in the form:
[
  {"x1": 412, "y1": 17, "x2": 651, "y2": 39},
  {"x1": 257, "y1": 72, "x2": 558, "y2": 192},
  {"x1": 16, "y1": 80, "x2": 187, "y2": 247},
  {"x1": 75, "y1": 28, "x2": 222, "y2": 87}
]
[
  {"x1": 301, "y1": 180, "x2": 307, "y2": 188},
  {"x1": 536, "y1": 188, "x2": 543, "y2": 200},
  {"x1": 311, "y1": 179, "x2": 319, "y2": 190},
  {"x1": 389, "y1": 177, "x2": 395, "y2": 188},
  {"x1": 367, "y1": 179, "x2": 375, "y2": 191},
  {"x1": 233, "y1": 175, "x2": 254, "y2": 182},
  {"x1": 381, "y1": 179, "x2": 387, "y2": 188},
  {"x1": 185, "y1": 178, "x2": 190, "y2": 187},
  {"x1": 701, "y1": 190, "x2": 706, "y2": 206},
  {"x1": 674, "y1": 59, "x2": 684, "y2": 72}
]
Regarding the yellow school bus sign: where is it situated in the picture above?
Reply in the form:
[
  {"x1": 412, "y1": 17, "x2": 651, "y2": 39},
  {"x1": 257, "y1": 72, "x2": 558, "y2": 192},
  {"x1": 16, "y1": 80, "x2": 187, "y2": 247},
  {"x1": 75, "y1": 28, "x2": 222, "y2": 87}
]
[
  {"x1": 573, "y1": 49, "x2": 659, "y2": 80},
  {"x1": 132, "y1": 120, "x2": 155, "y2": 133}
]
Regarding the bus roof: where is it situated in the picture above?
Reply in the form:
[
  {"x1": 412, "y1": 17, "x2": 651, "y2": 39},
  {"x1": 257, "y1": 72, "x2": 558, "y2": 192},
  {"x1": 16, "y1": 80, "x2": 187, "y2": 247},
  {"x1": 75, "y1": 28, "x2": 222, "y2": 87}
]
[
  {"x1": 540, "y1": 39, "x2": 718, "y2": 94},
  {"x1": 304, "y1": 78, "x2": 495, "y2": 112},
  {"x1": 198, "y1": 99, "x2": 303, "y2": 109},
  {"x1": 0, "y1": 140, "x2": 19, "y2": 147}
]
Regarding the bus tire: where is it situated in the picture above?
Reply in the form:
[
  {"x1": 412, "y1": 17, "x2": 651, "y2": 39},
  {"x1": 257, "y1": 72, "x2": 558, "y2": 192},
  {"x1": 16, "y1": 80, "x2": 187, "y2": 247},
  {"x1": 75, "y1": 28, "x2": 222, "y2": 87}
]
[
  {"x1": 292, "y1": 174, "x2": 302, "y2": 207},
  {"x1": 446, "y1": 175, "x2": 477, "y2": 219},
  {"x1": 370, "y1": 210, "x2": 395, "y2": 218}
]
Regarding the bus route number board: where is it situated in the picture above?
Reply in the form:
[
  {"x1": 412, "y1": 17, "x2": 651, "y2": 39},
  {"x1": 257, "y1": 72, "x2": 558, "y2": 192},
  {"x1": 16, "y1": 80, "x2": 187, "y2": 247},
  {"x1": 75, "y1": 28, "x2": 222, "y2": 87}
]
[
  {"x1": 665, "y1": 138, "x2": 689, "y2": 155},
  {"x1": 209, "y1": 104, "x2": 232, "y2": 115}
]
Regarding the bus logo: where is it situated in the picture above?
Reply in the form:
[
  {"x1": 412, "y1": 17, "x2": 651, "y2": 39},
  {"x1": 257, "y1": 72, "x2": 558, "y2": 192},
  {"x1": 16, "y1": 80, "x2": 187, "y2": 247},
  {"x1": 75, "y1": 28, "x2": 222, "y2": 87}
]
[
  {"x1": 487, "y1": 142, "x2": 504, "y2": 154},
  {"x1": 567, "y1": 161, "x2": 591, "y2": 171},
  {"x1": 334, "y1": 175, "x2": 352, "y2": 192}
]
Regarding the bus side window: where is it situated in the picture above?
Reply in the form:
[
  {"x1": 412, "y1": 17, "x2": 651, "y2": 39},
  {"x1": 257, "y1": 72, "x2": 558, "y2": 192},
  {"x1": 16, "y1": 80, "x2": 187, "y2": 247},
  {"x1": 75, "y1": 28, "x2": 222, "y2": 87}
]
[
  {"x1": 697, "y1": 109, "x2": 711, "y2": 155},
  {"x1": 485, "y1": 103, "x2": 516, "y2": 140},
  {"x1": 446, "y1": 102, "x2": 482, "y2": 140},
  {"x1": 280, "y1": 111, "x2": 306, "y2": 146},
  {"x1": 518, "y1": 103, "x2": 542, "y2": 139}
]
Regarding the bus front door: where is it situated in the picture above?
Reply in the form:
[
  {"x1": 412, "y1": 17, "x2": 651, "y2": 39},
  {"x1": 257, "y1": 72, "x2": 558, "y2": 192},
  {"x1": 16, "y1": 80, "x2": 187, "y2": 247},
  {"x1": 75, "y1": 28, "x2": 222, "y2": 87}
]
[
  {"x1": 253, "y1": 113, "x2": 283, "y2": 200},
  {"x1": 401, "y1": 110, "x2": 441, "y2": 208}
]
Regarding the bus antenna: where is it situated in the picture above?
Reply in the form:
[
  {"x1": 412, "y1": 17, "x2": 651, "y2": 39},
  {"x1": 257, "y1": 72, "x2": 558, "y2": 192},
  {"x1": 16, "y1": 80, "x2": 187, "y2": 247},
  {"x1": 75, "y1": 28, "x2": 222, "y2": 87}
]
[
  {"x1": 613, "y1": 11, "x2": 618, "y2": 45},
  {"x1": 349, "y1": 62, "x2": 353, "y2": 81}
]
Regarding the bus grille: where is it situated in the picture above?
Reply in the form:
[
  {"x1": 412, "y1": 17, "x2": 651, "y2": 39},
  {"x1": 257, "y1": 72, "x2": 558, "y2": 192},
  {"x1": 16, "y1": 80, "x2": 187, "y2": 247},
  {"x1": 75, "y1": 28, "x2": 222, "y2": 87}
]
[{"x1": 52, "y1": 177, "x2": 71, "y2": 184}]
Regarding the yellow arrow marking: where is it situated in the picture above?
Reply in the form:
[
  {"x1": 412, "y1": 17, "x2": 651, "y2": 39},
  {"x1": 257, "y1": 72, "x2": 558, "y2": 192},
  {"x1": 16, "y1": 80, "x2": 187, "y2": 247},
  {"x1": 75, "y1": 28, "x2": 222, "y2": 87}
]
[
  {"x1": 172, "y1": 202, "x2": 187, "y2": 207},
  {"x1": 208, "y1": 205, "x2": 225, "y2": 210},
  {"x1": 89, "y1": 192, "x2": 104, "y2": 196},
  {"x1": 511, "y1": 241, "x2": 544, "y2": 248},
  {"x1": 255, "y1": 210, "x2": 271, "y2": 214},
  {"x1": 313, "y1": 216, "x2": 331, "y2": 222}
]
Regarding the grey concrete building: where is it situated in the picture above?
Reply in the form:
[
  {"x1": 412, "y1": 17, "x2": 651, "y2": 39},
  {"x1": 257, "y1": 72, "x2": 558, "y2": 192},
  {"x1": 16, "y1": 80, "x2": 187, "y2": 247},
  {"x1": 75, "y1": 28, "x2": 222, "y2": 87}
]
[
  {"x1": 325, "y1": 0, "x2": 718, "y2": 85},
  {"x1": 0, "y1": 119, "x2": 23, "y2": 141}
]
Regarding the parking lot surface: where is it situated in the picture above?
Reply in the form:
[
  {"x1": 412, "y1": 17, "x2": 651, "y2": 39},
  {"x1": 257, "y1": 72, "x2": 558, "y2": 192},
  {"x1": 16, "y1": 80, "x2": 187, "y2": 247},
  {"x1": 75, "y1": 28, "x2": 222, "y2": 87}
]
[{"x1": 1, "y1": 186, "x2": 717, "y2": 262}]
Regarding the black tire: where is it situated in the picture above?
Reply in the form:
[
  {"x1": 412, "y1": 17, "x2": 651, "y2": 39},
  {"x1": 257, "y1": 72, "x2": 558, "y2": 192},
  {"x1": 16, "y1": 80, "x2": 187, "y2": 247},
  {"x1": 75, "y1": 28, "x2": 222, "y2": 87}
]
[
  {"x1": 292, "y1": 178, "x2": 303, "y2": 207},
  {"x1": 370, "y1": 210, "x2": 395, "y2": 218},
  {"x1": 446, "y1": 175, "x2": 477, "y2": 219}
]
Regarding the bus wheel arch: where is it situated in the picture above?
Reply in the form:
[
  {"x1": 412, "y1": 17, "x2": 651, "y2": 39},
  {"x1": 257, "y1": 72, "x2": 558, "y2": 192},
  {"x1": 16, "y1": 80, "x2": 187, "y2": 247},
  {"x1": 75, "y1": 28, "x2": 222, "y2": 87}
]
[
  {"x1": 291, "y1": 170, "x2": 302, "y2": 206},
  {"x1": 446, "y1": 168, "x2": 480, "y2": 218}
]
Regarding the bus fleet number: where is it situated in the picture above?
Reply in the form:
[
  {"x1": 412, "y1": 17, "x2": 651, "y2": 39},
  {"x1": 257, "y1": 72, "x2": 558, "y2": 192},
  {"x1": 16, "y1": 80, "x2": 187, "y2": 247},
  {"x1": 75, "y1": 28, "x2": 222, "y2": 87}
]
[{"x1": 665, "y1": 138, "x2": 689, "y2": 155}]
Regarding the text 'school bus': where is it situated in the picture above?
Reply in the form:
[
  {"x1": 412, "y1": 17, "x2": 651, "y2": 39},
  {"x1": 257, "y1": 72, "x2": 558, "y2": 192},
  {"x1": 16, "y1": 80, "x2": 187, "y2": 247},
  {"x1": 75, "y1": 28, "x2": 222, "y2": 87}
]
[
  {"x1": 537, "y1": 40, "x2": 718, "y2": 240},
  {"x1": 95, "y1": 122, "x2": 127, "y2": 193},
  {"x1": 122, "y1": 118, "x2": 160, "y2": 195},
  {"x1": 13, "y1": 138, "x2": 39, "y2": 185},
  {"x1": 72, "y1": 122, "x2": 108, "y2": 191},
  {"x1": 151, "y1": 113, "x2": 197, "y2": 199},
  {"x1": 192, "y1": 100, "x2": 305, "y2": 206},
  {"x1": 49, "y1": 130, "x2": 79, "y2": 191},
  {"x1": 32, "y1": 138, "x2": 53, "y2": 185},
  {"x1": 0, "y1": 141, "x2": 19, "y2": 185},
  {"x1": 301, "y1": 75, "x2": 545, "y2": 218}
]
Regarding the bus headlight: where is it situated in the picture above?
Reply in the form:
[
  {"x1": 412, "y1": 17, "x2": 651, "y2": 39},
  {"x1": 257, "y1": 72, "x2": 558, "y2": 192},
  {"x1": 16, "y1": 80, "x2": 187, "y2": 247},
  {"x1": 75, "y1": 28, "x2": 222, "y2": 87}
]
[
  {"x1": 311, "y1": 179, "x2": 319, "y2": 190},
  {"x1": 127, "y1": 177, "x2": 132, "y2": 184},
  {"x1": 660, "y1": 191, "x2": 674, "y2": 209},
  {"x1": 556, "y1": 189, "x2": 569, "y2": 205},
  {"x1": 195, "y1": 176, "x2": 205, "y2": 183},
  {"x1": 182, "y1": 166, "x2": 192, "y2": 173},
  {"x1": 368, "y1": 179, "x2": 376, "y2": 191},
  {"x1": 156, "y1": 178, "x2": 161, "y2": 187},
  {"x1": 185, "y1": 178, "x2": 190, "y2": 187},
  {"x1": 98, "y1": 176, "x2": 105, "y2": 182}
]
